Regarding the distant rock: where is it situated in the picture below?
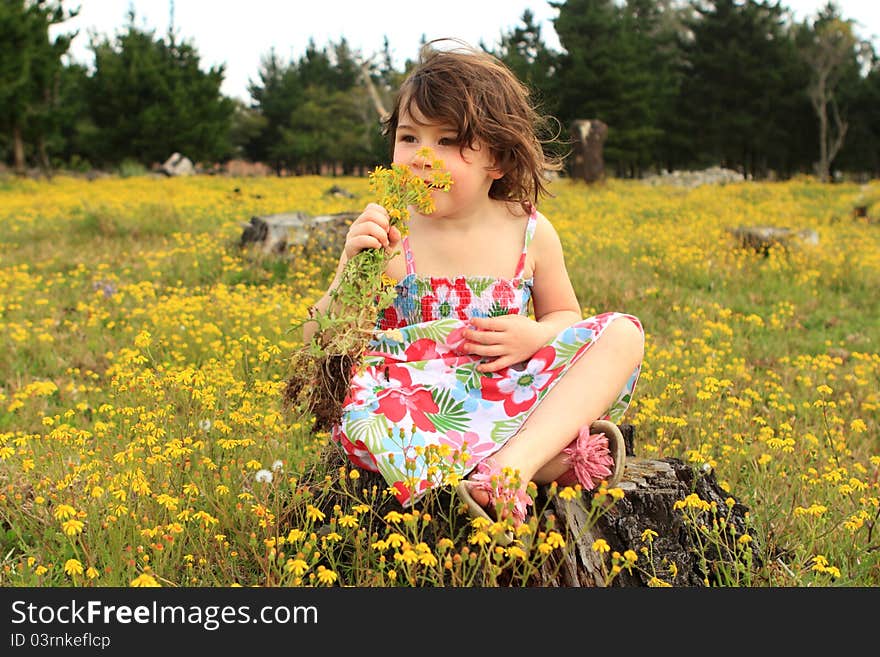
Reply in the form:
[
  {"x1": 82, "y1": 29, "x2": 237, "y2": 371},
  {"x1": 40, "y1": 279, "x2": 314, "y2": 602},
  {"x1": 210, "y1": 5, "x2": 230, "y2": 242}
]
[
  {"x1": 642, "y1": 166, "x2": 746, "y2": 188},
  {"x1": 161, "y1": 153, "x2": 195, "y2": 177}
]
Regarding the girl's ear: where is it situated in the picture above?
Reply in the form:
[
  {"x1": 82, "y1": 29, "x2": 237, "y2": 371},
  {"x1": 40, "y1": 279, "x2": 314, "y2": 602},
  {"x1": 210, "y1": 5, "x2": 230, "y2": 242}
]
[{"x1": 488, "y1": 166, "x2": 504, "y2": 180}]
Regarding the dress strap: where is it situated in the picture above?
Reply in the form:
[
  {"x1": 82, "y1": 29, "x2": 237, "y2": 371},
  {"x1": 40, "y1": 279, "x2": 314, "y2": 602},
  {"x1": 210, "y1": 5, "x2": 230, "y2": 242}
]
[
  {"x1": 402, "y1": 235, "x2": 417, "y2": 275},
  {"x1": 513, "y1": 208, "x2": 538, "y2": 279}
]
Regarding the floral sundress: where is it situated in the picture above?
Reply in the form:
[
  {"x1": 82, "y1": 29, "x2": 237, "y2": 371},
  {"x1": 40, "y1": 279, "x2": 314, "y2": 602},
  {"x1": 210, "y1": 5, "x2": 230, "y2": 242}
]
[{"x1": 331, "y1": 209, "x2": 643, "y2": 507}]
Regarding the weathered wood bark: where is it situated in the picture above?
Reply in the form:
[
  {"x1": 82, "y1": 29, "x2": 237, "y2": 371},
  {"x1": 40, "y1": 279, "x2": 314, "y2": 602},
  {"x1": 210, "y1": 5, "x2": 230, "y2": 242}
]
[
  {"x1": 535, "y1": 456, "x2": 749, "y2": 586},
  {"x1": 294, "y1": 423, "x2": 755, "y2": 587},
  {"x1": 570, "y1": 119, "x2": 608, "y2": 184}
]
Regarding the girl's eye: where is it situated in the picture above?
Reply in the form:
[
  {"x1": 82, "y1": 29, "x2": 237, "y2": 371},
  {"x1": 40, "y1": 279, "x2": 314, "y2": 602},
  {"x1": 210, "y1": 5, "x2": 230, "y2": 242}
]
[
  {"x1": 398, "y1": 135, "x2": 416, "y2": 143},
  {"x1": 438, "y1": 137, "x2": 457, "y2": 146}
]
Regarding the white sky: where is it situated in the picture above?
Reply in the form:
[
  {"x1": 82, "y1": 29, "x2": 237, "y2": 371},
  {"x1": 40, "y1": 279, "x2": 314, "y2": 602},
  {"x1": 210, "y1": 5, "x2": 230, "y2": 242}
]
[{"x1": 54, "y1": 0, "x2": 880, "y2": 102}]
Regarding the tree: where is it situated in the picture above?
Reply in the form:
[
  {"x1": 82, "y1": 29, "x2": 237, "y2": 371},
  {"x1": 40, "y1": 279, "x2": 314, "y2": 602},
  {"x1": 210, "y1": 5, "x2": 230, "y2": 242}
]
[
  {"x1": 676, "y1": 0, "x2": 806, "y2": 178},
  {"x1": 274, "y1": 85, "x2": 372, "y2": 175},
  {"x1": 228, "y1": 99, "x2": 267, "y2": 161},
  {"x1": 0, "y1": 0, "x2": 77, "y2": 174},
  {"x1": 552, "y1": 0, "x2": 677, "y2": 176},
  {"x1": 48, "y1": 61, "x2": 93, "y2": 170},
  {"x1": 614, "y1": 0, "x2": 678, "y2": 176},
  {"x1": 551, "y1": 0, "x2": 619, "y2": 129},
  {"x1": 834, "y1": 45, "x2": 880, "y2": 176},
  {"x1": 798, "y1": 3, "x2": 860, "y2": 181},
  {"x1": 87, "y1": 10, "x2": 234, "y2": 167},
  {"x1": 495, "y1": 9, "x2": 559, "y2": 115},
  {"x1": 631, "y1": 0, "x2": 693, "y2": 173},
  {"x1": 248, "y1": 38, "x2": 384, "y2": 175},
  {"x1": 246, "y1": 49, "x2": 304, "y2": 170}
]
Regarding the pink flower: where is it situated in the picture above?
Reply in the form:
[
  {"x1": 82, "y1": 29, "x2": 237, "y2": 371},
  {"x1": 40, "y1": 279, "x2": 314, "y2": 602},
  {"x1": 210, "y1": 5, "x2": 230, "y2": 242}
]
[
  {"x1": 490, "y1": 280, "x2": 516, "y2": 308},
  {"x1": 558, "y1": 426, "x2": 614, "y2": 490},
  {"x1": 438, "y1": 430, "x2": 495, "y2": 468}
]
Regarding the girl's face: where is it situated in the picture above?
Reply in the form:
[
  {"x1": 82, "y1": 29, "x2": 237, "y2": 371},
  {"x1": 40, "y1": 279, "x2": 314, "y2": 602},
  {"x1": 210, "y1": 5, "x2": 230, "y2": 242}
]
[{"x1": 392, "y1": 103, "x2": 501, "y2": 219}]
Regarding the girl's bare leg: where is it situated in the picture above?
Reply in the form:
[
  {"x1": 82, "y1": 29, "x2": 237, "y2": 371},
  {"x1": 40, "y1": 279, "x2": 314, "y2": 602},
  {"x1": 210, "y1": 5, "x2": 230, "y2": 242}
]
[{"x1": 468, "y1": 317, "x2": 644, "y2": 507}]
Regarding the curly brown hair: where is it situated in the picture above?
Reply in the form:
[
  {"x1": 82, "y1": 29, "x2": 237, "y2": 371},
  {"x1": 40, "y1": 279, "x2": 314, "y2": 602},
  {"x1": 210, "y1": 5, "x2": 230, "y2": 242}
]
[{"x1": 383, "y1": 39, "x2": 563, "y2": 213}]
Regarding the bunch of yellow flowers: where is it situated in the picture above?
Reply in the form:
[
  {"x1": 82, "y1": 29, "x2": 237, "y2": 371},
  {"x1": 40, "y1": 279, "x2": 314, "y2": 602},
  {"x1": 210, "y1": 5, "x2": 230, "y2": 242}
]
[{"x1": 283, "y1": 148, "x2": 451, "y2": 428}]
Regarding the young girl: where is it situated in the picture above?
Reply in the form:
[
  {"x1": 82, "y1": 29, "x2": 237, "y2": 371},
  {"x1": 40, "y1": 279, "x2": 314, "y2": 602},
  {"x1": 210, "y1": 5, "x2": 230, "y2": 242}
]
[{"x1": 304, "y1": 41, "x2": 644, "y2": 545}]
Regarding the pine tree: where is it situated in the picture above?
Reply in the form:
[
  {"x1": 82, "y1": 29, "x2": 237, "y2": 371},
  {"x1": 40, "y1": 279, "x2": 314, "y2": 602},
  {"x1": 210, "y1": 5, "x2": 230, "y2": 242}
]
[
  {"x1": 0, "y1": 0, "x2": 77, "y2": 174},
  {"x1": 676, "y1": 0, "x2": 805, "y2": 177},
  {"x1": 87, "y1": 9, "x2": 233, "y2": 167}
]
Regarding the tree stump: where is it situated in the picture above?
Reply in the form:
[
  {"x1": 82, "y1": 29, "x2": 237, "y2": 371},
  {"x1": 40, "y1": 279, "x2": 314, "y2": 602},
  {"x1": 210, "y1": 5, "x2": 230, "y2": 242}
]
[
  {"x1": 570, "y1": 119, "x2": 608, "y2": 184},
  {"x1": 239, "y1": 211, "x2": 356, "y2": 255},
  {"x1": 726, "y1": 225, "x2": 819, "y2": 256},
  {"x1": 294, "y1": 423, "x2": 755, "y2": 587},
  {"x1": 535, "y1": 455, "x2": 750, "y2": 586}
]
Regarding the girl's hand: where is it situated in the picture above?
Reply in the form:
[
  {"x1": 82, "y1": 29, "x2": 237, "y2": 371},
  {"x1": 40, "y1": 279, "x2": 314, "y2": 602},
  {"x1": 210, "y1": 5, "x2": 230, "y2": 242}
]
[
  {"x1": 462, "y1": 315, "x2": 552, "y2": 373},
  {"x1": 344, "y1": 203, "x2": 402, "y2": 260}
]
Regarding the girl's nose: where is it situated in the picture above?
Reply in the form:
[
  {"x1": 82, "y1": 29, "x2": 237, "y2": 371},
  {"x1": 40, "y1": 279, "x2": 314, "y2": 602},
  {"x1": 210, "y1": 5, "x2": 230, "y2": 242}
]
[{"x1": 411, "y1": 151, "x2": 432, "y2": 170}]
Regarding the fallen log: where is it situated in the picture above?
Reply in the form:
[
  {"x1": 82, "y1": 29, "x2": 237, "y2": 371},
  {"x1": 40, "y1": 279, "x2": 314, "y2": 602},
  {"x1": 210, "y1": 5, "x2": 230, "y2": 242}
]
[
  {"x1": 239, "y1": 211, "x2": 356, "y2": 255},
  {"x1": 289, "y1": 423, "x2": 756, "y2": 587},
  {"x1": 726, "y1": 225, "x2": 819, "y2": 255}
]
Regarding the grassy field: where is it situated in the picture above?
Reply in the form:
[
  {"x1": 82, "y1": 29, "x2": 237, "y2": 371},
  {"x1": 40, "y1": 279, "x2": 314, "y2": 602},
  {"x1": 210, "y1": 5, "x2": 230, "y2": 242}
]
[{"x1": 0, "y1": 173, "x2": 877, "y2": 587}]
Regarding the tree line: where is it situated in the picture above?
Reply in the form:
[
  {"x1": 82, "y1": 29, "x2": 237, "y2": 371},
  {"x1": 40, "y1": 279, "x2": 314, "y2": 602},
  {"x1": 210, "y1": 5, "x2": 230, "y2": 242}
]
[{"x1": 2, "y1": 0, "x2": 878, "y2": 181}]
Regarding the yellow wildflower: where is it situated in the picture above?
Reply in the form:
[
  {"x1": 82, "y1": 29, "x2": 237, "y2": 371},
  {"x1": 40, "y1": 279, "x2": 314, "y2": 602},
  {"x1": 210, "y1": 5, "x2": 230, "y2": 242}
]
[
  {"x1": 53, "y1": 504, "x2": 76, "y2": 521},
  {"x1": 62, "y1": 519, "x2": 84, "y2": 536},
  {"x1": 559, "y1": 486, "x2": 579, "y2": 501},
  {"x1": 285, "y1": 559, "x2": 308, "y2": 576},
  {"x1": 130, "y1": 573, "x2": 161, "y2": 587},
  {"x1": 64, "y1": 559, "x2": 84, "y2": 577},
  {"x1": 306, "y1": 505, "x2": 325, "y2": 522},
  {"x1": 316, "y1": 566, "x2": 337, "y2": 586},
  {"x1": 384, "y1": 510, "x2": 404, "y2": 523}
]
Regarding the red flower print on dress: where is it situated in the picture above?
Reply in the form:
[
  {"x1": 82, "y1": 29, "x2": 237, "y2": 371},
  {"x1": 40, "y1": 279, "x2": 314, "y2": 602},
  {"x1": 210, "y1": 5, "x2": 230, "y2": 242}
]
[
  {"x1": 378, "y1": 305, "x2": 404, "y2": 330},
  {"x1": 404, "y1": 338, "x2": 441, "y2": 362},
  {"x1": 391, "y1": 478, "x2": 431, "y2": 506},
  {"x1": 422, "y1": 279, "x2": 472, "y2": 321},
  {"x1": 331, "y1": 426, "x2": 380, "y2": 472},
  {"x1": 481, "y1": 345, "x2": 559, "y2": 415},
  {"x1": 374, "y1": 364, "x2": 439, "y2": 431}
]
